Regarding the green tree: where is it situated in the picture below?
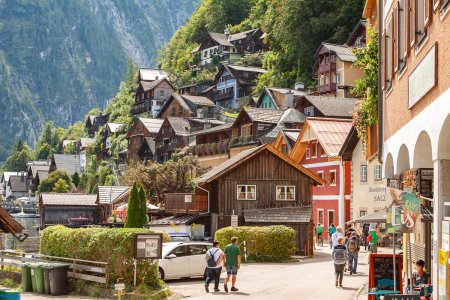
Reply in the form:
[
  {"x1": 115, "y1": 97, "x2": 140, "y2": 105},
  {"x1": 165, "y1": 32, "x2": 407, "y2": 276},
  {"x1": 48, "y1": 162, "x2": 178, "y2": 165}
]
[
  {"x1": 124, "y1": 182, "x2": 143, "y2": 228},
  {"x1": 72, "y1": 172, "x2": 80, "y2": 187},
  {"x1": 138, "y1": 186, "x2": 149, "y2": 225},
  {"x1": 38, "y1": 170, "x2": 72, "y2": 193},
  {"x1": 3, "y1": 140, "x2": 32, "y2": 172},
  {"x1": 52, "y1": 178, "x2": 70, "y2": 193}
]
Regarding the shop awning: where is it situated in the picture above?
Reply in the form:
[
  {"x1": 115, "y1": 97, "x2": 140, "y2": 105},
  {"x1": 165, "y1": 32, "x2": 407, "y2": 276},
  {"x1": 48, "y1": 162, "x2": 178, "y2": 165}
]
[{"x1": 348, "y1": 204, "x2": 433, "y2": 224}]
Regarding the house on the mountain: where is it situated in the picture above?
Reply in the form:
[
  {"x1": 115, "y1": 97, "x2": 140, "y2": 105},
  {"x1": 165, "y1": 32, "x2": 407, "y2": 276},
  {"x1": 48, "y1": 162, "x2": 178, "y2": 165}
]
[
  {"x1": 85, "y1": 113, "x2": 109, "y2": 138},
  {"x1": 255, "y1": 86, "x2": 308, "y2": 109},
  {"x1": 295, "y1": 95, "x2": 357, "y2": 118},
  {"x1": 132, "y1": 78, "x2": 175, "y2": 116},
  {"x1": 290, "y1": 117, "x2": 353, "y2": 230},
  {"x1": 26, "y1": 162, "x2": 50, "y2": 194},
  {"x1": 213, "y1": 64, "x2": 266, "y2": 109},
  {"x1": 155, "y1": 117, "x2": 194, "y2": 163},
  {"x1": 178, "y1": 81, "x2": 213, "y2": 96},
  {"x1": 272, "y1": 129, "x2": 302, "y2": 156},
  {"x1": 102, "y1": 123, "x2": 123, "y2": 153},
  {"x1": 50, "y1": 154, "x2": 81, "y2": 176},
  {"x1": 138, "y1": 68, "x2": 168, "y2": 82},
  {"x1": 62, "y1": 140, "x2": 80, "y2": 153},
  {"x1": 126, "y1": 118, "x2": 164, "y2": 162},
  {"x1": 80, "y1": 138, "x2": 95, "y2": 151},
  {"x1": 7, "y1": 174, "x2": 29, "y2": 200},
  {"x1": 345, "y1": 20, "x2": 367, "y2": 48},
  {"x1": 1, "y1": 172, "x2": 19, "y2": 198},
  {"x1": 156, "y1": 94, "x2": 215, "y2": 119},
  {"x1": 165, "y1": 144, "x2": 325, "y2": 255},
  {"x1": 312, "y1": 42, "x2": 363, "y2": 98},
  {"x1": 192, "y1": 29, "x2": 266, "y2": 67}
]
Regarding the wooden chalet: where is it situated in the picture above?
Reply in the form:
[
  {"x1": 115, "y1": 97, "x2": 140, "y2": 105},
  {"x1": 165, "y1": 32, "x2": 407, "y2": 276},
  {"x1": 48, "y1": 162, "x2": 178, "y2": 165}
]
[
  {"x1": 7, "y1": 174, "x2": 29, "y2": 200},
  {"x1": 126, "y1": 118, "x2": 164, "y2": 162},
  {"x1": 295, "y1": 95, "x2": 357, "y2": 118},
  {"x1": 255, "y1": 87, "x2": 307, "y2": 109},
  {"x1": 155, "y1": 94, "x2": 215, "y2": 119},
  {"x1": 165, "y1": 144, "x2": 325, "y2": 255},
  {"x1": 178, "y1": 81, "x2": 212, "y2": 96},
  {"x1": 213, "y1": 64, "x2": 266, "y2": 109},
  {"x1": 1, "y1": 172, "x2": 19, "y2": 198},
  {"x1": 272, "y1": 129, "x2": 302, "y2": 155},
  {"x1": 85, "y1": 113, "x2": 108, "y2": 138},
  {"x1": 26, "y1": 162, "x2": 50, "y2": 194},
  {"x1": 97, "y1": 186, "x2": 130, "y2": 222},
  {"x1": 345, "y1": 20, "x2": 367, "y2": 48},
  {"x1": 132, "y1": 78, "x2": 175, "y2": 116},
  {"x1": 98, "y1": 122, "x2": 123, "y2": 159}
]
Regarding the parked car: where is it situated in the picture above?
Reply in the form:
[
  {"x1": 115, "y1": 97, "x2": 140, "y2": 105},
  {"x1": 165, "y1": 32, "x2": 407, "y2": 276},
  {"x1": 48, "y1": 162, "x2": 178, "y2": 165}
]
[
  {"x1": 158, "y1": 242, "x2": 212, "y2": 280},
  {"x1": 168, "y1": 232, "x2": 191, "y2": 242}
]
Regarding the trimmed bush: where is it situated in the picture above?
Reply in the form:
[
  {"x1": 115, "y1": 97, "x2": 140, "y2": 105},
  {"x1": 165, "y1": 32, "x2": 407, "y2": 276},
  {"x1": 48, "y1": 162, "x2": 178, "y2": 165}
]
[
  {"x1": 40, "y1": 225, "x2": 170, "y2": 287},
  {"x1": 214, "y1": 226, "x2": 296, "y2": 262}
]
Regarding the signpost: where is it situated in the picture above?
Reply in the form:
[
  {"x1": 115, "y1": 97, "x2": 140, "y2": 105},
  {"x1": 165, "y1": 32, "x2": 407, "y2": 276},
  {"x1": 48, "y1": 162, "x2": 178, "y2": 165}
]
[
  {"x1": 134, "y1": 233, "x2": 163, "y2": 286},
  {"x1": 231, "y1": 215, "x2": 238, "y2": 228}
]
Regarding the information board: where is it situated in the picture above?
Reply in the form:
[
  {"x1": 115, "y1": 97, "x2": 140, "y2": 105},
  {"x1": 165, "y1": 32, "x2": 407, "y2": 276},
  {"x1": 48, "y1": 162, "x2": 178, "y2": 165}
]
[
  {"x1": 369, "y1": 254, "x2": 403, "y2": 300},
  {"x1": 135, "y1": 233, "x2": 163, "y2": 259}
]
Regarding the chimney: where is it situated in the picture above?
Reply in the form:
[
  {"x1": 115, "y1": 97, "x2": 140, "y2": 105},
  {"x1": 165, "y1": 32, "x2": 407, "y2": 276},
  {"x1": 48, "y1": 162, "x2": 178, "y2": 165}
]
[
  {"x1": 294, "y1": 82, "x2": 305, "y2": 91},
  {"x1": 224, "y1": 28, "x2": 231, "y2": 39}
]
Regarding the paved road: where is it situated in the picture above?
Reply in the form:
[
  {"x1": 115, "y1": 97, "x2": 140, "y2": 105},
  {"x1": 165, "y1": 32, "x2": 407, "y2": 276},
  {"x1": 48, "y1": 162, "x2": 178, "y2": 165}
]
[{"x1": 167, "y1": 245, "x2": 388, "y2": 300}]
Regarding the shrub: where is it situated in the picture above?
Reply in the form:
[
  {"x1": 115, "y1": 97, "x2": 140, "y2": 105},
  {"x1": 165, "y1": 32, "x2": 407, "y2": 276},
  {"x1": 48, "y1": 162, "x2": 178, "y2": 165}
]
[
  {"x1": 40, "y1": 225, "x2": 170, "y2": 287},
  {"x1": 214, "y1": 225, "x2": 296, "y2": 262}
]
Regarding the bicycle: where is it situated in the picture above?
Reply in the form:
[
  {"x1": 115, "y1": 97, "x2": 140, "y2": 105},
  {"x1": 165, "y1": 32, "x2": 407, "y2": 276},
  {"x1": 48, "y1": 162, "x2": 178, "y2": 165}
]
[{"x1": 316, "y1": 234, "x2": 323, "y2": 247}]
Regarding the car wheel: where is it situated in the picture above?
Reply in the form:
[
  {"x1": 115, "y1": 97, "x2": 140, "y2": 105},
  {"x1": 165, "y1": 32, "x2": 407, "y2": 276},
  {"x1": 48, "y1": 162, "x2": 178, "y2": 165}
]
[{"x1": 158, "y1": 268, "x2": 165, "y2": 280}]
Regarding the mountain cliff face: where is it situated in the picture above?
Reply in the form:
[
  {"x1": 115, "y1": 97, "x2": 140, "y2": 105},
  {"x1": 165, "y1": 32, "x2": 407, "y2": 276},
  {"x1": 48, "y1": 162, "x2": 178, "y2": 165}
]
[{"x1": 0, "y1": 0, "x2": 197, "y2": 159}]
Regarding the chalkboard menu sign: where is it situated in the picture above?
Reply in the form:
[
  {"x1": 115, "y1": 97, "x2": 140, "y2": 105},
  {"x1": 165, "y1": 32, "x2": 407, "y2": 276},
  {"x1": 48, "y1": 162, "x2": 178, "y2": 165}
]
[{"x1": 369, "y1": 254, "x2": 403, "y2": 300}]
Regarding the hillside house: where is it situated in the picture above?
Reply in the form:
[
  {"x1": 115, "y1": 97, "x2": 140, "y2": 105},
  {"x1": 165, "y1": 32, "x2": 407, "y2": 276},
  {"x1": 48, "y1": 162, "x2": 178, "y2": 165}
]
[
  {"x1": 255, "y1": 86, "x2": 308, "y2": 109},
  {"x1": 132, "y1": 78, "x2": 175, "y2": 116},
  {"x1": 290, "y1": 118, "x2": 353, "y2": 230},
  {"x1": 345, "y1": 20, "x2": 367, "y2": 48},
  {"x1": 26, "y1": 162, "x2": 50, "y2": 194},
  {"x1": 178, "y1": 81, "x2": 212, "y2": 96},
  {"x1": 126, "y1": 118, "x2": 164, "y2": 162},
  {"x1": 50, "y1": 154, "x2": 81, "y2": 176},
  {"x1": 213, "y1": 64, "x2": 266, "y2": 109},
  {"x1": 85, "y1": 113, "x2": 109, "y2": 138},
  {"x1": 295, "y1": 95, "x2": 357, "y2": 118},
  {"x1": 272, "y1": 129, "x2": 302, "y2": 156},
  {"x1": 1, "y1": 172, "x2": 19, "y2": 198},
  {"x1": 193, "y1": 29, "x2": 266, "y2": 67},
  {"x1": 7, "y1": 174, "x2": 29, "y2": 200},
  {"x1": 156, "y1": 94, "x2": 215, "y2": 119}
]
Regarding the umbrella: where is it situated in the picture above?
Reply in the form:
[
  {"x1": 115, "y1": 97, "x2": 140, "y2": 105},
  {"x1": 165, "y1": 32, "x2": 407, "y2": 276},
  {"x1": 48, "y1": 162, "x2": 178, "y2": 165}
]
[
  {"x1": 347, "y1": 209, "x2": 387, "y2": 224},
  {"x1": 147, "y1": 203, "x2": 159, "y2": 210}
]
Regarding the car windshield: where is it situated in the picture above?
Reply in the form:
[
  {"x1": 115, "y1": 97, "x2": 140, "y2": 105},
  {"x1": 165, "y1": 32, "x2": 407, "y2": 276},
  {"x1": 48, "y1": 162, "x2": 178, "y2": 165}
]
[{"x1": 170, "y1": 236, "x2": 191, "y2": 242}]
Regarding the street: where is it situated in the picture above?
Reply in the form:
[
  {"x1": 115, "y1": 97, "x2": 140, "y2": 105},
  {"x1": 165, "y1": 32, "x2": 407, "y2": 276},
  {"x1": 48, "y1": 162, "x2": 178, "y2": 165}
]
[{"x1": 167, "y1": 245, "x2": 389, "y2": 300}]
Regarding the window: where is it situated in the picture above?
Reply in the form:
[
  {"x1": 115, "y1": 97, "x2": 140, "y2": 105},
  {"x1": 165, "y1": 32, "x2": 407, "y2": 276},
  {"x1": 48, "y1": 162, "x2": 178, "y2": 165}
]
[
  {"x1": 311, "y1": 142, "x2": 318, "y2": 158},
  {"x1": 171, "y1": 107, "x2": 176, "y2": 116},
  {"x1": 398, "y1": 0, "x2": 408, "y2": 69},
  {"x1": 282, "y1": 144, "x2": 289, "y2": 155},
  {"x1": 318, "y1": 210, "x2": 324, "y2": 226},
  {"x1": 159, "y1": 90, "x2": 164, "y2": 97},
  {"x1": 328, "y1": 210, "x2": 335, "y2": 227},
  {"x1": 237, "y1": 185, "x2": 256, "y2": 200},
  {"x1": 329, "y1": 170, "x2": 336, "y2": 186},
  {"x1": 306, "y1": 147, "x2": 310, "y2": 159},
  {"x1": 336, "y1": 73, "x2": 340, "y2": 84},
  {"x1": 169, "y1": 246, "x2": 188, "y2": 257},
  {"x1": 204, "y1": 51, "x2": 207, "y2": 58},
  {"x1": 385, "y1": 20, "x2": 393, "y2": 90},
  {"x1": 360, "y1": 165, "x2": 367, "y2": 182},
  {"x1": 241, "y1": 124, "x2": 252, "y2": 137},
  {"x1": 416, "y1": 0, "x2": 427, "y2": 45},
  {"x1": 374, "y1": 165, "x2": 383, "y2": 181},
  {"x1": 360, "y1": 210, "x2": 368, "y2": 217},
  {"x1": 319, "y1": 145, "x2": 326, "y2": 157},
  {"x1": 231, "y1": 128, "x2": 238, "y2": 139},
  {"x1": 189, "y1": 245, "x2": 208, "y2": 255},
  {"x1": 317, "y1": 171, "x2": 324, "y2": 187},
  {"x1": 393, "y1": 4, "x2": 399, "y2": 72},
  {"x1": 304, "y1": 106, "x2": 314, "y2": 116},
  {"x1": 276, "y1": 185, "x2": 295, "y2": 201}
]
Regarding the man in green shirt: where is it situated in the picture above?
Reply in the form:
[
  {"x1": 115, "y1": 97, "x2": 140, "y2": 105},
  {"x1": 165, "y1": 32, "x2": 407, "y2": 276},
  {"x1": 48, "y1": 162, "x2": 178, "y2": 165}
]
[
  {"x1": 317, "y1": 223, "x2": 323, "y2": 241},
  {"x1": 369, "y1": 228, "x2": 379, "y2": 254},
  {"x1": 223, "y1": 236, "x2": 241, "y2": 292}
]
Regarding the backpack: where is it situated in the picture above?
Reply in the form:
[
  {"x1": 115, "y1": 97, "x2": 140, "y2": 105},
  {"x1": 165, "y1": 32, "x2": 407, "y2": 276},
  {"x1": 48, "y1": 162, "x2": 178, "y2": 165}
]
[
  {"x1": 348, "y1": 239, "x2": 358, "y2": 253},
  {"x1": 207, "y1": 249, "x2": 219, "y2": 267},
  {"x1": 332, "y1": 247, "x2": 348, "y2": 264}
]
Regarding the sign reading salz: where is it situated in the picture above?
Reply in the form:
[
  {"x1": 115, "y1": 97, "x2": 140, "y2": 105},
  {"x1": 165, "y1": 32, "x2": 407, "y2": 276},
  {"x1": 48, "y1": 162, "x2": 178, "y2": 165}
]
[
  {"x1": 408, "y1": 44, "x2": 436, "y2": 108},
  {"x1": 135, "y1": 233, "x2": 163, "y2": 259}
]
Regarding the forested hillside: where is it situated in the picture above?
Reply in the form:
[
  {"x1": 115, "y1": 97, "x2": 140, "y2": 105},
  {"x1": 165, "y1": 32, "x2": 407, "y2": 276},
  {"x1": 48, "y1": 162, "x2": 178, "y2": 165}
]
[
  {"x1": 0, "y1": 0, "x2": 197, "y2": 160},
  {"x1": 159, "y1": 0, "x2": 365, "y2": 89}
]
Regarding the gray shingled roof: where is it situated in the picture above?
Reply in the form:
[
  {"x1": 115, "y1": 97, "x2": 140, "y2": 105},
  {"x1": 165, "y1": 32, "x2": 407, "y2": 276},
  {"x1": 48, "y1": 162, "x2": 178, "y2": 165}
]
[
  {"x1": 193, "y1": 123, "x2": 233, "y2": 136},
  {"x1": 207, "y1": 32, "x2": 234, "y2": 47},
  {"x1": 151, "y1": 214, "x2": 203, "y2": 225},
  {"x1": 226, "y1": 64, "x2": 266, "y2": 74},
  {"x1": 36, "y1": 170, "x2": 49, "y2": 182},
  {"x1": 167, "y1": 117, "x2": 191, "y2": 136},
  {"x1": 244, "y1": 107, "x2": 285, "y2": 123},
  {"x1": 30, "y1": 165, "x2": 50, "y2": 178},
  {"x1": 107, "y1": 123, "x2": 123, "y2": 134},
  {"x1": 321, "y1": 43, "x2": 357, "y2": 62},
  {"x1": 8, "y1": 175, "x2": 29, "y2": 192},
  {"x1": 40, "y1": 193, "x2": 98, "y2": 206},
  {"x1": 244, "y1": 206, "x2": 312, "y2": 223},
  {"x1": 141, "y1": 79, "x2": 164, "y2": 92},
  {"x1": 140, "y1": 118, "x2": 164, "y2": 134},
  {"x1": 279, "y1": 108, "x2": 306, "y2": 124},
  {"x1": 97, "y1": 186, "x2": 130, "y2": 205},
  {"x1": 228, "y1": 29, "x2": 259, "y2": 41},
  {"x1": 52, "y1": 154, "x2": 81, "y2": 175},
  {"x1": 302, "y1": 96, "x2": 357, "y2": 118},
  {"x1": 181, "y1": 95, "x2": 215, "y2": 107}
]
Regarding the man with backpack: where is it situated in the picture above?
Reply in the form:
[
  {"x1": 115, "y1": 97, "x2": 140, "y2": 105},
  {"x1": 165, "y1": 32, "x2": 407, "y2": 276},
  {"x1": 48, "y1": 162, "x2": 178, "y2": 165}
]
[
  {"x1": 204, "y1": 240, "x2": 224, "y2": 293},
  {"x1": 347, "y1": 232, "x2": 360, "y2": 275}
]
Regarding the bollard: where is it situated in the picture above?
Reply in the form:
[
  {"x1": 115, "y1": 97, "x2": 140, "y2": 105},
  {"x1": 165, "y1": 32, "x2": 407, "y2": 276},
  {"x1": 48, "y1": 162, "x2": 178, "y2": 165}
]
[{"x1": 243, "y1": 241, "x2": 247, "y2": 262}]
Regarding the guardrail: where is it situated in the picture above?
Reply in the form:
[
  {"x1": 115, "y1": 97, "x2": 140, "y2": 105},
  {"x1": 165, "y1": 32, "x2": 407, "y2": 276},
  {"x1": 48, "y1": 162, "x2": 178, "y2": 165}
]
[{"x1": 0, "y1": 250, "x2": 109, "y2": 285}]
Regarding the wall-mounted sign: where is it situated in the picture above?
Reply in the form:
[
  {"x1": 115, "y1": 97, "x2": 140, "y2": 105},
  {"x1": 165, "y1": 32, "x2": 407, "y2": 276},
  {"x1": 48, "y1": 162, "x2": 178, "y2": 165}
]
[
  {"x1": 231, "y1": 215, "x2": 238, "y2": 228},
  {"x1": 408, "y1": 44, "x2": 436, "y2": 108},
  {"x1": 184, "y1": 195, "x2": 192, "y2": 203},
  {"x1": 386, "y1": 189, "x2": 421, "y2": 233},
  {"x1": 135, "y1": 233, "x2": 163, "y2": 259}
]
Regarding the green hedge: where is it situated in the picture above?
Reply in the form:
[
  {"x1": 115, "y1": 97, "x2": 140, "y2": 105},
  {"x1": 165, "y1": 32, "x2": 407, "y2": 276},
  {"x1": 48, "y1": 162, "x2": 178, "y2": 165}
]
[
  {"x1": 40, "y1": 226, "x2": 170, "y2": 287},
  {"x1": 214, "y1": 226, "x2": 296, "y2": 262}
]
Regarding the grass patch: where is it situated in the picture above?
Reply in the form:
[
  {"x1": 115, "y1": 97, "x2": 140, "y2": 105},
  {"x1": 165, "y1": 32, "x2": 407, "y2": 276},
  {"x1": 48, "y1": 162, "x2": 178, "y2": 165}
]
[
  {"x1": 0, "y1": 278, "x2": 20, "y2": 289},
  {"x1": 225, "y1": 111, "x2": 239, "y2": 118}
]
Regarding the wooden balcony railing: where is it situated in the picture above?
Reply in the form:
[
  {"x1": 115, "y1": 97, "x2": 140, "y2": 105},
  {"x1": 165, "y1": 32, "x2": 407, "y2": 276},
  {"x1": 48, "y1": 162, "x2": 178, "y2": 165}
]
[
  {"x1": 317, "y1": 83, "x2": 337, "y2": 94},
  {"x1": 164, "y1": 193, "x2": 208, "y2": 213}
]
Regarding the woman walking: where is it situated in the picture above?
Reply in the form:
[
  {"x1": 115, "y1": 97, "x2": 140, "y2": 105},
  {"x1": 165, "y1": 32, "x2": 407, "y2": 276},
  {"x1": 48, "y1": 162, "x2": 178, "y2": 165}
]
[{"x1": 332, "y1": 236, "x2": 349, "y2": 288}]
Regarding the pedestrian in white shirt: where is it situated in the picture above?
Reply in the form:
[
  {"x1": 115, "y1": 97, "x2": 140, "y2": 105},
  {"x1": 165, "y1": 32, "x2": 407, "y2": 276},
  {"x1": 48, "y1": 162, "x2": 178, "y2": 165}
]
[
  {"x1": 331, "y1": 226, "x2": 344, "y2": 249},
  {"x1": 204, "y1": 241, "x2": 224, "y2": 293}
]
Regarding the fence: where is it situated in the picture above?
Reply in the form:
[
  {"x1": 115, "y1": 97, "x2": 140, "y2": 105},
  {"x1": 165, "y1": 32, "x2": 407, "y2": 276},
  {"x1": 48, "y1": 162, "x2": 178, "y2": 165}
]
[{"x1": 0, "y1": 250, "x2": 109, "y2": 285}]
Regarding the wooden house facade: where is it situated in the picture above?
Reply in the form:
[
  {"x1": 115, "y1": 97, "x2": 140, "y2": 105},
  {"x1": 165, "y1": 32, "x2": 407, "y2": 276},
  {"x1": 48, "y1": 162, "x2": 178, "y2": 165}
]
[
  {"x1": 194, "y1": 144, "x2": 325, "y2": 255},
  {"x1": 132, "y1": 78, "x2": 175, "y2": 117},
  {"x1": 126, "y1": 118, "x2": 164, "y2": 162},
  {"x1": 156, "y1": 94, "x2": 215, "y2": 119}
]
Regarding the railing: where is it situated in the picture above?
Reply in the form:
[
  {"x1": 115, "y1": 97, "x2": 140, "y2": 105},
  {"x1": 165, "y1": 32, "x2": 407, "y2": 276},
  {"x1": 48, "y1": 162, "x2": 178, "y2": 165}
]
[
  {"x1": 131, "y1": 102, "x2": 149, "y2": 115},
  {"x1": 317, "y1": 62, "x2": 336, "y2": 74},
  {"x1": 214, "y1": 91, "x2": 234, "y2": 101},
  {"x1": 0, "y1": 250, "x2": 109, "y2": 285},
  {"x1": 165, "y1": 193, "x2": 208, "y2": 213},
  {"x1": 317, "y1": 83, "x2": 336, "y2": 94}
]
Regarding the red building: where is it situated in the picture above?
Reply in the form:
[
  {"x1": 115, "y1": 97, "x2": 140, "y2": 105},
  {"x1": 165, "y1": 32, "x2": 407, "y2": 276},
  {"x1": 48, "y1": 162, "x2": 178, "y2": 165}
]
[{"x1": 289, "y1": 117, "x2": 352, "y2": 235}]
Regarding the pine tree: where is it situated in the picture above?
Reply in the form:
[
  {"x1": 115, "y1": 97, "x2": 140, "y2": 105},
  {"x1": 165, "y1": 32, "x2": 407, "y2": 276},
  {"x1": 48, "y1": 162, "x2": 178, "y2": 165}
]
[
  {"x1": 138, "y1": 186, "x2": 148, "y2": 225},
  {"x1": 124, "y1": 182, "x2": 141, "y2": 228}
]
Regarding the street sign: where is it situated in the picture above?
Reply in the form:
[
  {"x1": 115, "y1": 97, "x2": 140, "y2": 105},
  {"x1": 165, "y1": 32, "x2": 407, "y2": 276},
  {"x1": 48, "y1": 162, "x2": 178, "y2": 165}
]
[
  {"x1": 114, "y1": 283, "x2": 125, "y2": 291},
  {"x1": 135, "y1": 233, "x2": 163, "y2": 259},
  {"x1": 184, "y1": 195, "x2": 192, "y2": 203},
  {"x1": 231, "y1": 215, "x2": 238, "y2": 228}
]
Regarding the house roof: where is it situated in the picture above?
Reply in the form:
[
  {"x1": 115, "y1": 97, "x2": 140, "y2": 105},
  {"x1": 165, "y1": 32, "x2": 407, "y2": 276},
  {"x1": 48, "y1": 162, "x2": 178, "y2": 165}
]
[
  {"x1": 193, "y1": 122, "x2": 233, "y2": 137},
  {"x1": 167, "y1": 117, "x2": 191, "y2": 136},
  {"x1": 207, "y1": 31, "x2": 235, "y2": 47},
  {"x1": 106, "y1": 123, "x2": 123, "y2": 134},
  {"x1": 140, "y1": 118, "x2": 165, "y2": 134},
  {"x1": 228, "y1": 28, "x2": 260, "y2": 41},
  {"x1": 30, "y1": 165, "x2": 50, "y2": 178},
  {"x1": 36, "y1": 170, "x2": 49, "y2": 182},
  {"x1": 244, "y1": 206, "x2": 312, "y2": 224},
  {"x1": 80, "y1": 138, "x2": 95, "y2": 148},
  {"x1": 305, "y1": 118, "x2": 353, "y2": 157},
  {"x1": 8, "y1": 175, "x2": 28, "y2": 192},
  {"x1": 151, "y1": 214, "x2": 203, "y2": 225},
  {"x1": 198, "y1": 144, "x2": 325, "y2": 185},
  {"x1": 225, "y1": 64, "x2": 266, "y2": 74},
  {"x1": 284, "y1": 129, "x2": 301, "y2": 143},
  {"x1": 140, "y1": 78, "x2": 175, "y2": 92},
  {"x1": 52, "y1": 154, "x2": 81, "y2": 175},
  {"x1": 40, "y1": 193, "x2": 98, "y2": 206},
  {"x1": 279, "y1": 108, "x2": 306, "y2": 124},
  {"x1": 97, "y1": 186, "x2": 130, "y2": 205},
  {"x1": 181, "y1": 94, "x2": 215, "y2": 107},
  {"x1": 316, "y1": 43, "x2": 357, "y2": 62},
  {"x1": 139, "y1": 68, "x2": 168, "y2": 81},
  {"x1": 243, "y1": 107, "x2": 285, "y2": 124},
  {"x1": 1, "y1": 172, "x2": 20, "y2": 183},
  {"x1": 298, "y1": 95, "x2": 357, "y2": 118},
  {"x1": 338, "y1": 126, "x2": 360, "y2": 161}
]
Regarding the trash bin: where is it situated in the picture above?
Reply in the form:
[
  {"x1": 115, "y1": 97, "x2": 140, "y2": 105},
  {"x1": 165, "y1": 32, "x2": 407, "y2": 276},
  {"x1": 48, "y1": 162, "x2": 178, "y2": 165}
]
[
  {"x1": 21, "y1": 263, "x2": 32, "y2": 292},
  {"x1": 29, "y1": 263, "x2": 45, "y2": 294},
  {"x1": 48, "y1": 263, "x2": 69, "y2": 296},
  {"x1": 0, "y1": 289, "x2": 21, "y2": 300},
  {"x1": 41, "y1": 263, "x2": 51, "y2": 295}
]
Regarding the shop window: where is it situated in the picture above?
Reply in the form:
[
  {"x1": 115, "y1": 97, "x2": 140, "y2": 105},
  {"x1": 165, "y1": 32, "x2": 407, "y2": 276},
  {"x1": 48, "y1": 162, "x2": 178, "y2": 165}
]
[
  {"x1": 276, "y1": 185, "x2": 295, "y2": 201},
  {"x1": 318, "y1": 210, "x2": 324, "y2": 226},
  {"x1": 330, "y1": 170, "x2": 337, "y2": 186},
  {"x1": 237, "y1": 185, "x2": 256, "y2": 200},
  {"x1": 374, "y1": 165, "x2": 383, "y2": 181},
  {"x1": 360, "y1": 165, "x2": 368, "y2": 182}
]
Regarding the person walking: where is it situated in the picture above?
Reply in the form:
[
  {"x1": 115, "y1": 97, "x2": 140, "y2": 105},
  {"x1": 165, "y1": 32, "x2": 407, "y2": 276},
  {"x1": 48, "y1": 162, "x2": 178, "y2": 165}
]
[
  {"x1": 362, "y1": 223, "x2": 370, "y2": 250},
  {"x1": 224, "y1": 236, "x2": 241, "y2": 292},
  {"x1": 204, "y1": 240, "x2": 224, "y2": 293},
  {"x1": 332, "y1": 236, "x2": 349, "y2": 288},
  {"x1": 331, "y1": 226, "x2": 344, "y2": 249},
  {"x1": 369, "y1": 227, "x2": 379, "y2": 254},
  {"x1": 347, "y1": 232, "x2": 360, "y2": 275},
  {"x1": 328, "y1": 223, "x2": 336, "y2": 249},
  {"x1": 317, "y1": 223, "x2": 323, "y2": 246}
]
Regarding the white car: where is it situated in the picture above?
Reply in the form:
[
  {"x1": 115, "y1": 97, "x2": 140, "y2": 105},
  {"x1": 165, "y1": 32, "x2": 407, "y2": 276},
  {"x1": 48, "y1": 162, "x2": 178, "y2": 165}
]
[{"x1": 157, "y1": 242, "x2": 213, "y2": 280}]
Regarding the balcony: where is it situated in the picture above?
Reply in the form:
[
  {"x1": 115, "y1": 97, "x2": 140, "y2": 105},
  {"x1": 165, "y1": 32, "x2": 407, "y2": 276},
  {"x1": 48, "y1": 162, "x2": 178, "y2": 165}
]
[
  {"x1": 164, "y1": 193, "x2": 208, "y2": 213},
  {"x1": 316, "y1": 62, "x2": 336, "y2": 75},
  {"x1": 131, "y1": 101, "x2": 150, "y2": 115},
  {"x1": 214, "y1": 91, "x2": 234, "y2": 101},
  {"x1": 317, "y1": 83, "x2": 336, "y2": 94}
]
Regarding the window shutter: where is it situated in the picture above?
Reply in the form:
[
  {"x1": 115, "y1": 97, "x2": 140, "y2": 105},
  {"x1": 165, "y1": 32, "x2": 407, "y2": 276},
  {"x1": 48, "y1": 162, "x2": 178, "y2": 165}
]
[
  {"x1": 433, "y1": 0, "x2": 440, "y2": 12},
  {"x1": 404, "y1": 0, "x2": 410, "y2": 58},
  {"x1": 381, "y1": 32, "x2": 386, "y2": 91},
  {"x1": 389, "y1": 21, "x2": 394, "y2": 81},
  {"x1": 394, "y1": 5, "x2": 399, "y2": 73},
  {"x1": 410, "y1": 0, "x2": 416, "y2": 48},
  {"x1": 424, "y1": 0, "x2": 432, "y2": 27}
]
